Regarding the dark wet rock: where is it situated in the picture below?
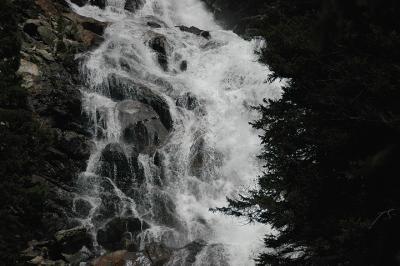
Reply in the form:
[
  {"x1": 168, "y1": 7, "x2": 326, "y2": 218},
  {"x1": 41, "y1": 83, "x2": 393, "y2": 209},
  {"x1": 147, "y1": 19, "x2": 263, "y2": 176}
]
[
  {"x1": 180, "y1": 60, "x2": 188, "y2": 71},
  {"x1": 81, "y1": 21, "x2": 105, "y2": 36},
  {"x1": 37, "y1": 25, "x2": 57, "y2": 45},
  {"x1": 97, "y1": 143, "x2": 133, "y2": 191},
  {"x1": 91, "y1": 192, "x2": 123, "y2": 227},
  {"x1": 23, "y1": 19, "x2": 41, "y2": 40},
  {"x1": 119, "y1": 58, "x2": 131, "y2": 72},
  {"x1": 90, "y1": 0, "x2": 106, "y2": 9},
  {"x1": 150, "y1": 191, "x2": 182, "y2": 229},
  {"x1": 148, "y1": 34, "x2": 169, "y2": 71},
  {"x1": 21, "y1": 240, "x2": 52, "y2": 261},
  {"x1": 124, "y1": 0, "x2": 144, "y2": 13},
  {"x1": 176, "y1": 92, "x2": 199, "y2": 111},
  {"x1": 71, "y1": 0, "x2": 88, "y2": 6},
  {"x1": 54, "y1": 226, "x2": 93, "y2": 254},
  {"x1": 123, "y1": 122, "x2": 151, "y2": 151},
  {"x1": 58, "y1": 131, "x2": 92, "y2": 160},
  {"x1": 73, "y1": 198, "x2": 92, "y2": 218},
  {"x1": 97, "y1": 217, "x2": 149, "y2": 251},
  {"x1": 107, "y1": 74, "x2": 173, "y2": 130},
  {"x1": 145, "y1": 242, "x2": 173, "y2": 264},
  {"x1": 117, "y1": 100, "x2": 169, "y2": 153},
  {"x1": 177, "y1": 25, "x2": 211, "y2": 39},
  {"x1": 144, "y1": 15, "x2": 168, "y2": 28},
  {"x1": 97, "y1": 142, "x2": 145, "y2": 193},
  {"x1": 182, "y1": 240, "x2": 207, "y2": 264},
  {"x1": 154, "y1": 151, "x2": 163, "y2": 167},
  {"x1": 61, "y1": 12, "x2": 107, "y2": 48},
  {"x1": 26, "y1": 57, "x2": 85, "y2": 129},
  {"x1": 147, "y1": 21, "x2": 162, "y2": 28}
]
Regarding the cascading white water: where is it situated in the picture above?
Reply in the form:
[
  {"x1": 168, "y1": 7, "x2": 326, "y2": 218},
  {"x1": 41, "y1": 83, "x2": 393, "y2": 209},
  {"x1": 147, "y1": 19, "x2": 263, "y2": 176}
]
[{"x1": 69, "y1": 0, "x2": 281, "y2": 265}]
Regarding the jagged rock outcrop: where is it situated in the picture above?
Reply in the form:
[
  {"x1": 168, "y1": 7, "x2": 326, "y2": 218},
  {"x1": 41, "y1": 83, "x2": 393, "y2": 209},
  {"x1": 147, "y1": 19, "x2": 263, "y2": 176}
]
[{"x1": 177, "y1": 25, "x2": 211, "y2": 39}]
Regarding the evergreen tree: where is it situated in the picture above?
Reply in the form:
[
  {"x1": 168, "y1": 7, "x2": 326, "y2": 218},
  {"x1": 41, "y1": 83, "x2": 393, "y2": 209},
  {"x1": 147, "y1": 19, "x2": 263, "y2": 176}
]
[{"x1": 216, "y1": 0, "x2": 400, "y2": 265}]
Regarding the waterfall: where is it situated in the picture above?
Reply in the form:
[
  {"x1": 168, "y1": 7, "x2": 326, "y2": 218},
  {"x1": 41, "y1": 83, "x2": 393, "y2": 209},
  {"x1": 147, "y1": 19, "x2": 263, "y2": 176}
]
[{"x1": 69, "y1": 0, "x2": 281, "y2": 265}]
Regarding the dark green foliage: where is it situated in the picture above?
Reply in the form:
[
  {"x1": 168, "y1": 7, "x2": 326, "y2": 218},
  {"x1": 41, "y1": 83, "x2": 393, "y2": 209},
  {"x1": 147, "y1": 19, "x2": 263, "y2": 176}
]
[{"x1": 216, "y1": 0, "x2": 400, "y2": 265}]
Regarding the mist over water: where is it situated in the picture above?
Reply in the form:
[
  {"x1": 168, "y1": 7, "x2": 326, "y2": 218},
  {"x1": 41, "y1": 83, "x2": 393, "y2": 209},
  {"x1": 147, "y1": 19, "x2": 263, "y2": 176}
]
[{"x1": 69, "y1": 0, "x2": 281, "y2": 264}]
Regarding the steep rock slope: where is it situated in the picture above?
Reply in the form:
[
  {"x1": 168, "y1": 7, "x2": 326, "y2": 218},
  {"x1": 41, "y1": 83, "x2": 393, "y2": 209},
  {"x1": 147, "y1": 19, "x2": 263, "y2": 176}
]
[{"x1": 0, "y1": 0, "x2": 105, "y2": 264}]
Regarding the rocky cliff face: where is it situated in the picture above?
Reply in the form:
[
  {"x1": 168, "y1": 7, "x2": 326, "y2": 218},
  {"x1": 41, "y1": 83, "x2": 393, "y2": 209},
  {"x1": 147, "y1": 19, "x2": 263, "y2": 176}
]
[{"x1": 0, "y1": 0, "x2": 106, "y2": 264}]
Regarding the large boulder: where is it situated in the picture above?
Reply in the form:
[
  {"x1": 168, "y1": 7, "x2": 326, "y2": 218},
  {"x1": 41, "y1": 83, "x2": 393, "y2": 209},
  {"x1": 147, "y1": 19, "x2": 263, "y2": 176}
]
[
  {"x1": 107, "y1": 74, "x2": 173, "y2": 130},
  {"x1": 117, "y1": 100, "x2": 169, "y2": 153},
  {"x1": 54, "y1": 226, "x2": 93, "y2": 254},
  {"x1": 97, "y1": 217, "x2": 149, "y2": 251}
]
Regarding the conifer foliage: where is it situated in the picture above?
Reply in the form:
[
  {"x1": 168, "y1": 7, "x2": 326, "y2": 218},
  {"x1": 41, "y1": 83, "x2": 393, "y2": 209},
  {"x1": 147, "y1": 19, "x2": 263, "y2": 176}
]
[{"x1": 217, "y1": 0, "x2": 400, "y2": 265}]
